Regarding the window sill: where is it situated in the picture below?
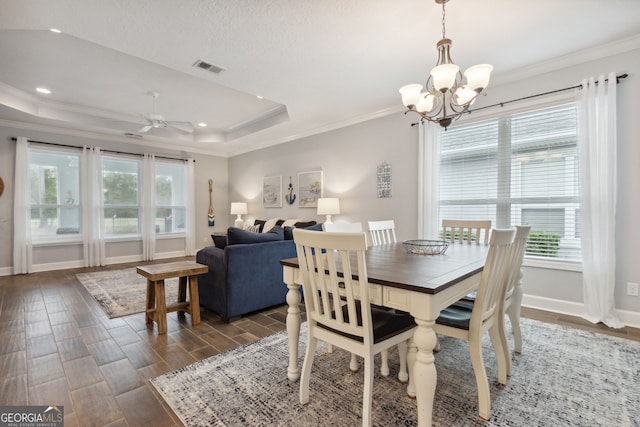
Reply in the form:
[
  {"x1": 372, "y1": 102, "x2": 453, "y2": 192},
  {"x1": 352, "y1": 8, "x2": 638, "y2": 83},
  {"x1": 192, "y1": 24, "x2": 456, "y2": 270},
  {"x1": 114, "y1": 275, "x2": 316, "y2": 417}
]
[
  {"x1": 523, "y1": 257, "x2": 582, "y2": 272},
  {"x1": 32, "y1": 236, "x2": 83, "y2": 247}
]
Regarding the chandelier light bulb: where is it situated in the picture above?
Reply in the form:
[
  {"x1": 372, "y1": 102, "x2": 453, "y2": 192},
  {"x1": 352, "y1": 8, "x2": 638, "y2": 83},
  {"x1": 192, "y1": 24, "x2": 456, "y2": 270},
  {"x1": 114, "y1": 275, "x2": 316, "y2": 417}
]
[
  {"x1": 464, "y1": 64, "x2": 493, "y2": 91},
  {"x1": 431, "y1": 63, "x2": 460, "y2": 92},
  {"x1": 399, "y1": 84, "x2": 423, "y2": 108}
]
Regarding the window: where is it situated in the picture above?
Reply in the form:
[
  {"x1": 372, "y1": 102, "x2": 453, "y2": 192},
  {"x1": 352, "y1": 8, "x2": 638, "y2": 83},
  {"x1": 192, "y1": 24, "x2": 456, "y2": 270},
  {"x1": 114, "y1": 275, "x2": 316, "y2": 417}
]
[
  {"x1": 439, "y1": 103, "x2": 580, "y2": 261},
  {"x1": 103, "y1": 156, "x2": 141, "y2": 236},
  {"x1": 155, "y1": 161, "x2": 187, "y2": 234},
  {"x1": 29, "y1": 148, "x2": 81, "y2": 238}
]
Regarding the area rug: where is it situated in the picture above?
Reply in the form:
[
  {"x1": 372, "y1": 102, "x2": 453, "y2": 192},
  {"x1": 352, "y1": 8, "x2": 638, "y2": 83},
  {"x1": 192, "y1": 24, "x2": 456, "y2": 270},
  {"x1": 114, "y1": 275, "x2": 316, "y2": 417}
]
[
  {"x1": 150, "y1": 318, "x2": 640, "y2": 426},
  {"x1": 76, "y1": 268, "x2": 179, "y2": 318}
]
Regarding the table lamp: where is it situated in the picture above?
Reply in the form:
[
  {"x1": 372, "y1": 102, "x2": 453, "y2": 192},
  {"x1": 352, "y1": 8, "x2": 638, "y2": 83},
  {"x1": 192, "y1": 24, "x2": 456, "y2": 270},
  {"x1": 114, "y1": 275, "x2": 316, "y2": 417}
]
[
  {"x1": 317, "y1": 198, "x2": 340, "y2": 224},
  {"x1": 230, "y1": 202, "x2": 248, "y2": 228}
]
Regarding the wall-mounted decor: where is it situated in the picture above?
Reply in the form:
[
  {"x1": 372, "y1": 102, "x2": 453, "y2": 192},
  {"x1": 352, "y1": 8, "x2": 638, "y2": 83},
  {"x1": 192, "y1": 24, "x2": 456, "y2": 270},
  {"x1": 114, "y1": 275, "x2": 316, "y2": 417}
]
[
  {"x1": 208, "y1": 179, "x2": 215, "y2": 226},
  {"x1": 285, "y1": 176, "x2": 296, "y2": 205},
  {"x1": 377, "y1": 162, "x2": 392, "y2": 198},
  {"x1": 263, "y1": 175, "x2": 282, "y2": 207},
  {"x1": 298, "y1": 171, "x2": 323, "y2": 208},
  {"x1": 0, "y1": 177, "x2": 4, "y2": 198}
]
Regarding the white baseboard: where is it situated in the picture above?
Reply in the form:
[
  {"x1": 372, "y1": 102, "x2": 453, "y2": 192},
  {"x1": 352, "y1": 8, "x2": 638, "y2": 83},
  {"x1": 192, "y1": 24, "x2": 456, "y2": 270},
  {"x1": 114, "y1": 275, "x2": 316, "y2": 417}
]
[
  {"x1": 523, "y1": 294, "x2": 640, "y2": 328},
  {"x1": 32, "y1": 260, "x2": 85, "y2": 273},
  {"x1": 0, "y1": 266, "x2": 13, "y2": 276}
]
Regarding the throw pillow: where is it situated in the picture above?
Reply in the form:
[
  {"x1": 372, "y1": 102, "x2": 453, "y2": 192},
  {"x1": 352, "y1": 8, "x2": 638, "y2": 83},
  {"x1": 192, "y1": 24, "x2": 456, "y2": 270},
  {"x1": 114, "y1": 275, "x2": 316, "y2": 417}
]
[
  {"x1": 253, "y1": 219, "x2": 267, "y2": 232},
  {"x1": 261, "y1": 218, "x2": 282, "y2": 233},
  {"x1": 294, "y1": 220, "x2": 317, "y2": 228},
  {"x1": 211, "y1": 234, "x2": 228, "y2": 249},
  {"x1": 227, "y1": 225, "x2": 284, "y2": 245}
]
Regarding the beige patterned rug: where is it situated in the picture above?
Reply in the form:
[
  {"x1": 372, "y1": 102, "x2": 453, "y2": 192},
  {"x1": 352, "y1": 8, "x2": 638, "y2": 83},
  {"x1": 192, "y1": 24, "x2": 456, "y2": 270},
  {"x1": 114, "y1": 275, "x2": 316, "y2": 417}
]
[
  {"x1": 76, "y1": 268, "x2": 180, "y2": 318},
  {"x1": 151, "y1": 318, "x2": 640, "y2": 426}
]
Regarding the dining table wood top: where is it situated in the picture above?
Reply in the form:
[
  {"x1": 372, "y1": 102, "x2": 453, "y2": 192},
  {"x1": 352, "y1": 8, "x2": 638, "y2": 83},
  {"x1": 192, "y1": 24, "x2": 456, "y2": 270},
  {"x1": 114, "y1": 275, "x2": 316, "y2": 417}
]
[{"x1": 280, "y1": 241, "x2": 488, "y2": 294}]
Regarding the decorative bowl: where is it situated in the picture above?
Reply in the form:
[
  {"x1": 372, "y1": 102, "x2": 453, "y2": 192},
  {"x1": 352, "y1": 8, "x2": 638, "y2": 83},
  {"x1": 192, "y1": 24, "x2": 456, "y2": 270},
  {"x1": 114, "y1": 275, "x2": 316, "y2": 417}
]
[{"x1": 402, "y1": 239, "x2": 449, "y2": 255}]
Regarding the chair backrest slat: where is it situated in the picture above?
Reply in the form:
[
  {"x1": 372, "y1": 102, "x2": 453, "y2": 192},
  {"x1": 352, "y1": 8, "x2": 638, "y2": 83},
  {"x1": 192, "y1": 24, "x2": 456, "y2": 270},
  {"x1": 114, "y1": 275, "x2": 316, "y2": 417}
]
[
  {"x1": 442, "y1": 219, "x2": 492, "y2": 245},
  {"x1": 368, "y1": 220, "x2": 397, "y2": 246},
  {"x1": 471, "y1": 228, "x2": 516, "y2": 327},
  {"x1": 503, "y1": 225, "x2": 532, "y2": 301}
]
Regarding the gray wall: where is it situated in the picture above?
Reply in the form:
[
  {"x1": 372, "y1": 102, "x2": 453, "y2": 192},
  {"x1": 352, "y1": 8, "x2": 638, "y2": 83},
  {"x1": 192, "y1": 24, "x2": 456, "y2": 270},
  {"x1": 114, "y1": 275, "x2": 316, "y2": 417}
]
[{"x1": 228, "y1": 47, "x2": 640, "y2": 322}]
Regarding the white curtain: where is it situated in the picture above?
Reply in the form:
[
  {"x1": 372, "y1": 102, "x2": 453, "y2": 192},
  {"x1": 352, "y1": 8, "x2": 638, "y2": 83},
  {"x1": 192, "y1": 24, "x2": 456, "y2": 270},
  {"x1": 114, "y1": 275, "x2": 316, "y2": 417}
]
[
  {"x1": 82, "y1": 147, "x2": 105, "y2": 267},
  {"x1": 184, "y1": 160, "x2": 197, "y2": 256},
  {"x1": 577, "y1": 72, "x2": 623, "y2": 328},
  {"x1": 418, "y1": 122, "x2": 441, "y2": 239},
  {"x1": 13, "y1": 137, "x2": 32, "y2": 274},
  {"x1": 142, "y1": 153, "x2": 156, "y2": 261}
]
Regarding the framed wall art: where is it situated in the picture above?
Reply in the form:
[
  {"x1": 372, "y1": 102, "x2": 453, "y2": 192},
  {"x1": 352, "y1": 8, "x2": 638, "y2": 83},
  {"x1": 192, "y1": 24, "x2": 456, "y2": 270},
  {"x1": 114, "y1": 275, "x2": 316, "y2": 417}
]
[
  {"x1": 298, "y1": 171, "x2": 323, "y2": 208},
  {"x1": 377, "y1": 162, "x2": 392, "y2": 198},
  {"x1": 263, "y1": 175, "x2": 282, "y2": 207}
]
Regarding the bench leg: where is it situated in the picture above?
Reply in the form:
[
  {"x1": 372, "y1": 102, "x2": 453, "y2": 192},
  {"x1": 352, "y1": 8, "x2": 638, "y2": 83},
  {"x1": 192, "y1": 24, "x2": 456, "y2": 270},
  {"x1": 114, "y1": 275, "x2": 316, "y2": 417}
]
[
  {"x1": 145, "y1": 279, "x2": 155, "y2": 324},
  {"x1": 188, "y1": 275, "x2": 201, "y2": 326},
  {"x1": 155, "y1": 280, "x2": 167, "y2": 334},
  {"x1": 178, "y1": 276, "x2": 188, "y2": 315}
]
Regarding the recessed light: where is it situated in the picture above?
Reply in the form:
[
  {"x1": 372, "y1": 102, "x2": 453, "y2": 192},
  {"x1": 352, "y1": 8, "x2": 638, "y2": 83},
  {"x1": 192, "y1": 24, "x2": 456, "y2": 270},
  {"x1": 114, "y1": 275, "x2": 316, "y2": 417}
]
[
  {"x1": 256, "y1": 95, "x2": 264, "y2": 99},
  {"x1": 36, "y1": 87, "x2": 51, "y2": 94},
  {"x1": 198, "y1": 122, "x2": 207, "y2": 127},
  {"x1": 49, "y1": 28, "x2": 62, "y2": 34}
]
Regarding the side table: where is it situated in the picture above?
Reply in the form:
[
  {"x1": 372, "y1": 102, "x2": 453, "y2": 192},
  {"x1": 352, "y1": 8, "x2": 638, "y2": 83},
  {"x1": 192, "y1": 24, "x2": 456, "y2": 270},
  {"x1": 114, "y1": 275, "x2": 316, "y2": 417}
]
[{"x1": 136, "y1": 261, "x2": 209, "y2": 334}]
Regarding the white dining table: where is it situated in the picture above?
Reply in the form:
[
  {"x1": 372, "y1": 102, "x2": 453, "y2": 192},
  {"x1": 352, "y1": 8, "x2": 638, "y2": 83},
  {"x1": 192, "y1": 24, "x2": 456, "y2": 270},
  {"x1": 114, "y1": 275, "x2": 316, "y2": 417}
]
[{"x1": 280, "y1": 241, "x2": 488, "y2": 427}]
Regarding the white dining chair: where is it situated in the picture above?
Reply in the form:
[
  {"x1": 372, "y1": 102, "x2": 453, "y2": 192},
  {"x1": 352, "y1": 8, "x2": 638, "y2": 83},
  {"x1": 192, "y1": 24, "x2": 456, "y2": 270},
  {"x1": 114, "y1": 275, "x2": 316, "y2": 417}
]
[
  {"x1": 433, "y1": 228, "x2": 516, "y2": 420},
  {"x1": 293, "y1": 229, "x2": 416, "y2": 427},
  {"x1": 442, "y1": 219, "x2": 492, "y2": 245},
  {"x1": 455, "y1": 225, "x2": 531, "y2": 376},
  {"x1": 323, "y1": 221, "x2": 392, "y2": 374},
  {"x1": 367, "y1": 220, "x2": 397, "y2": 245}
]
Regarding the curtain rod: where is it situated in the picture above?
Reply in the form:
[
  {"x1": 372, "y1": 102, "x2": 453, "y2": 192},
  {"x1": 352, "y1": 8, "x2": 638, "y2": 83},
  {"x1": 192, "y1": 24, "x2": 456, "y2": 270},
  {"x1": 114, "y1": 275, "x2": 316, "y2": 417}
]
[
  {"x1": 10, "y1": 137, "x2": 194, "y2": 163},
  {"x1": 411, "y1": 73, "x2": 628, "y2": 126}
]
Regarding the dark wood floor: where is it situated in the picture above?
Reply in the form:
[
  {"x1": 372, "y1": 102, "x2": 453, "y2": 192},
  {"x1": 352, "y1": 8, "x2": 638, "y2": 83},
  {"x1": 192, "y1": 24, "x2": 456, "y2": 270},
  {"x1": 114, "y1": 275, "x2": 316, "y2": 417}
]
[{"x1": 1, "y1": 258, "x2": 638, "y2": 426}]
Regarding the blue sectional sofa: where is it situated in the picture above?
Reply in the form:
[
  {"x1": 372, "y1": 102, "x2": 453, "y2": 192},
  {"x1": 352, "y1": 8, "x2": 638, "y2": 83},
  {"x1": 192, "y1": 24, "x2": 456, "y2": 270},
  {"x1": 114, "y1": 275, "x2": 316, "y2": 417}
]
[{"x1": 196, "y1": 222, "x2": 319, "y2": 322}]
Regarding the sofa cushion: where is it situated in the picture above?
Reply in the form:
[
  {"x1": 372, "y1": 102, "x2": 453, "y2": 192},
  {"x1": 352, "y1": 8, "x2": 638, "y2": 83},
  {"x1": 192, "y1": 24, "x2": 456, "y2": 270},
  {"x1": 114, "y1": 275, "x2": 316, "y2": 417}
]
[
  {"x1": 227, "y1": 225, "x2": 284, "y2": 245},
  {"x1": 284, "y1": 221, "x2": 321, "y2": 240},
  {"x1": 211, "y1": 234, "x2": 228, "y2": 249}
]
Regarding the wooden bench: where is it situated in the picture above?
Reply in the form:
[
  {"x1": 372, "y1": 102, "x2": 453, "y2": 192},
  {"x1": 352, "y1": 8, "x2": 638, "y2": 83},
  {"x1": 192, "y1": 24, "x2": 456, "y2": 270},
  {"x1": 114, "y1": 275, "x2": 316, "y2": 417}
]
[{"x1": 136, "y1": 261, "x2": 208, "y2": 334}]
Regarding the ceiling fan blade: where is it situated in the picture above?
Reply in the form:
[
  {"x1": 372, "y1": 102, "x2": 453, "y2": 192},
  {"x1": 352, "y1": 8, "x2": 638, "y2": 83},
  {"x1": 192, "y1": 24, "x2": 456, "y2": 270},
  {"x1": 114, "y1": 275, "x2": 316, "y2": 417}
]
[
  {"x1": 167, "y1": 124, "x2": 194, "y2": 135},
  {"x1": 138, "y1": 125, "x2": 153, "y2": 133}
]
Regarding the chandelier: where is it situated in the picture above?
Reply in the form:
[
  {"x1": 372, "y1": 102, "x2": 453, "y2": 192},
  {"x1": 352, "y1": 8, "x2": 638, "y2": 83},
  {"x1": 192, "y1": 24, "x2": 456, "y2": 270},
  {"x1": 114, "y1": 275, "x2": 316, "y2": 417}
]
[{"x1": 399, "y1": 0, "x2": 492, "y2": 129}]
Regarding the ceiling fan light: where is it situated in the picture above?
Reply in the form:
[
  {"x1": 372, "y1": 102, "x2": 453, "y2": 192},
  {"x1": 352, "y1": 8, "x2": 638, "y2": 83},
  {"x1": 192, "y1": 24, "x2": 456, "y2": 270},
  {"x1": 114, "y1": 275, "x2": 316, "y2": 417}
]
[
  {"x1": 431, "y1": 63, "x2": 460, "y2": 92},
  {"x1": 464, "y1": 64, "x2": 493, "y2": 91},
  {"x1": 399, "y1": 84, "x2": 423, "y2": 109}
]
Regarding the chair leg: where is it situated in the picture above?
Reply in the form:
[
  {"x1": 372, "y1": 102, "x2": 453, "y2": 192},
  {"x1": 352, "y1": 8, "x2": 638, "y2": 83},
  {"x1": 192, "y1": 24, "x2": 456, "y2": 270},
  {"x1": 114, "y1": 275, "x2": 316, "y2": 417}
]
[
  {"x1": 397, "y1": 341, "x2": 408, "y2": 383},
  {"x1": 299, "y1": 334, "x2": 318, "y2": 405},
  {"x1": 380, "y1": 349, "x2": 389, "y2": 376},
  {"x1": 350, "y1": 353, "x2": 359, "y2": 372},
  {"x1": 362, "y1": 353, "x2": 374, "y2": 427},
  {"x1": 469, "y1": 336, "x2": 491, "y2": 420},
  {"x1": 489, "y1": 323, "x2": 508, "y2": 385}
]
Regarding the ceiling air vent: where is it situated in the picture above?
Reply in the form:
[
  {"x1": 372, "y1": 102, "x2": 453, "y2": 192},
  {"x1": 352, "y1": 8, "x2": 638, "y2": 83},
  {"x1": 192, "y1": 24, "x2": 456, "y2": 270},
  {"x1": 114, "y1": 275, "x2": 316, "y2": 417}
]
[
  {"x1": 193, "y1": 59, "x2": 225, "y2": 74},
  {"x1": 124, "y1": 133, "x2": 143, "y2": 139}
]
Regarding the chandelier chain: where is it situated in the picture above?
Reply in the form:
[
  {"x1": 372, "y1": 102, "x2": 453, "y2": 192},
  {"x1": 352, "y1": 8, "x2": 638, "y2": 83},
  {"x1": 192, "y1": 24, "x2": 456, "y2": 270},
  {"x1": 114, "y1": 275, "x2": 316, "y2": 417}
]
[{"x1": 441, "y1": 1, "x2": 446, "y2": 39}]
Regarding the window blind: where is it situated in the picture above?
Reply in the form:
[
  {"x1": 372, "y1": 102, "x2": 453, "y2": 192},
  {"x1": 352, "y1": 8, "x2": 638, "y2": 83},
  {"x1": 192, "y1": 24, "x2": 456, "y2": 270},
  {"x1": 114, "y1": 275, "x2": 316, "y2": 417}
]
[{"x1": 439, "y1": 103, "x2": 580, "y2": 261}]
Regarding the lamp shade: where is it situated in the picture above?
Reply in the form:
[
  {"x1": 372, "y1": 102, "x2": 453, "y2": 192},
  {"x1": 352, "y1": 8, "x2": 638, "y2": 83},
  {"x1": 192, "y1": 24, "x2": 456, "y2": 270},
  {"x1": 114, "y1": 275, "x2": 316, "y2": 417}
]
[
  {"x1": 399, "y1": 84, "x2": 423, "y2": 108},
  {"x1": 431, "y1": 63, "x2": 460, "y2": 91},
  {"x1": 464, "y1": 64, "x2": 493, "y2": 91},
  {"x1": 317, "y1": 198, "x2": 340, "y2": 216},
  {"x1": 230, "y1": 202, "x2": 248, "y2": 215}
]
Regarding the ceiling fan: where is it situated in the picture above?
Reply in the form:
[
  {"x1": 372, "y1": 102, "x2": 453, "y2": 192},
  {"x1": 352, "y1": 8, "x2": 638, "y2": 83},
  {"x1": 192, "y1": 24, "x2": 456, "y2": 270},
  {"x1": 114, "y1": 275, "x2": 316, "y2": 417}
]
[{"x1": 138, "y1": 91, "x2": 194, "y2": 134}]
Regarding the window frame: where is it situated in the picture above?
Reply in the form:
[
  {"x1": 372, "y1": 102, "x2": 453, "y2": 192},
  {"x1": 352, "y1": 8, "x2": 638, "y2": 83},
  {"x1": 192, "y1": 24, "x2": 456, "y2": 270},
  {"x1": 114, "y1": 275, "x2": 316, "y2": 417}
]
[
  {"x1": 102, "y1": 154, "x2": 143, "y2": 238},
  {"x1": 428, "y1": 94, "x2": 583, "y2": 270}
]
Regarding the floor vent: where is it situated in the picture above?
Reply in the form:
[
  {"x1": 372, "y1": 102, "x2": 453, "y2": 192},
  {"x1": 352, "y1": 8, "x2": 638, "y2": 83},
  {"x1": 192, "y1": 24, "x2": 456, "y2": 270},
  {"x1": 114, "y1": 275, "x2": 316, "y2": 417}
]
[{"x1": 193, "y1": 59, "x2": 225, "y2": 74}]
